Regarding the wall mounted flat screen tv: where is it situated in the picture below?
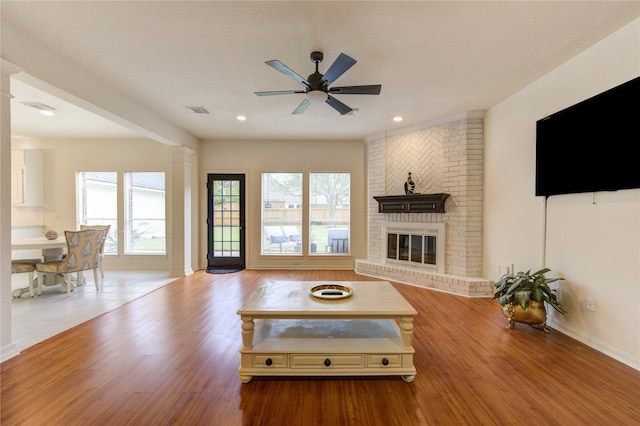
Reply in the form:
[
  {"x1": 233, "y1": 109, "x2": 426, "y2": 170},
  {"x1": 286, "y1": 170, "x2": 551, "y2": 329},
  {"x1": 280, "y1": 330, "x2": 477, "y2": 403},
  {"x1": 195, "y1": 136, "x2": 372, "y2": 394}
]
[{"x1": 535, "y1": 76, "x2": 640, "y2": 197}]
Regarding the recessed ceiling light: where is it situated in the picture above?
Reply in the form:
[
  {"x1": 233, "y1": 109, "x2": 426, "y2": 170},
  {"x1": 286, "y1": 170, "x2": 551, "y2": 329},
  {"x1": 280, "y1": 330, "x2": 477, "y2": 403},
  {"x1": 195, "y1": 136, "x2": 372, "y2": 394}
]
[
  {"x1": 185, "y1": 106, "x2": 209, "y2": 114},
  {"x1": 22, "y1": 102, "x2": 55, "y2": 116},
  {"x1": 236, "y1": 115, "x2": 246, "y2": 121},
  {"x1": 393, "y1": 116, "x2": 403, "y2": 122}
]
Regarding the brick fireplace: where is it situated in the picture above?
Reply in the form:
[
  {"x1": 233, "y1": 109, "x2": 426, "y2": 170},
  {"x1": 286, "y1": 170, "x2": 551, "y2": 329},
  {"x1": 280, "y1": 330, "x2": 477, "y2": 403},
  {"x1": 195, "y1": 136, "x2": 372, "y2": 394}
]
[{"x1": 356, "y1": 112, "x2": 493, "y2": 297}]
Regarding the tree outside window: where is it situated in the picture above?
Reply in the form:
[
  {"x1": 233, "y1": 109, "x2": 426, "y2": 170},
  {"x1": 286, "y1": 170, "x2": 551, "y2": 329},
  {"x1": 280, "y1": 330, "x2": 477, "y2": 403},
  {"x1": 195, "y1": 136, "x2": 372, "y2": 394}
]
[
  {"x1": 309, "y1": 173, "x2": 350, "y2": 255},
  {"x1": 261, "y1": 173, "x2": 302, "y2": 254},
  {"x1": 260, "y1": 172, "x2": 350, "y2": 255}
]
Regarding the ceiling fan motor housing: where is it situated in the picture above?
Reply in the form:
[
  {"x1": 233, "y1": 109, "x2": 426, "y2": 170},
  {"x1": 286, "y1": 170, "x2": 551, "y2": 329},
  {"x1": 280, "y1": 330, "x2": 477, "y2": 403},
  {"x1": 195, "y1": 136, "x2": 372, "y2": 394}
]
[{"x1": 307, "y1": 72, "x2": 328, "y2": 93}]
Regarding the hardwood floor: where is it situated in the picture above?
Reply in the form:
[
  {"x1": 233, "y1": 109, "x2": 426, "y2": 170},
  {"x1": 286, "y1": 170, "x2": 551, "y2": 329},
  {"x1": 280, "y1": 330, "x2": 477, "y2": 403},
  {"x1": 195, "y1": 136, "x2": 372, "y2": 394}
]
[{"x1": 2, "y1": 270, "x2": 639, "y2": 425}]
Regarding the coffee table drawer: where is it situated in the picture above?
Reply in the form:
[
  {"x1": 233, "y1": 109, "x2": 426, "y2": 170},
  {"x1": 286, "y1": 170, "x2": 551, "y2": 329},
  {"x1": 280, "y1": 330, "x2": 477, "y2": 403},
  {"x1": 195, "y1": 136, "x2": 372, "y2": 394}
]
[
  {"x1": 367, "y1": 354, "x2": 402, "y2": 368},
  {"x1": 291, "y1": 354, "x2": 364, "y2": 369},
  {"x1": 253, "y1": 354, "x2": 287, "y2": 368}
]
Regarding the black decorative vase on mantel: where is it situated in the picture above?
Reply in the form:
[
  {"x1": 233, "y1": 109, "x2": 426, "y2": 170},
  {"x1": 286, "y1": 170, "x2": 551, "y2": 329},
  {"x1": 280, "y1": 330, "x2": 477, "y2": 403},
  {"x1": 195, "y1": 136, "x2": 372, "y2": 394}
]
[{"x1": 404, "y1": 172, "x2": 416, "y2": 195}]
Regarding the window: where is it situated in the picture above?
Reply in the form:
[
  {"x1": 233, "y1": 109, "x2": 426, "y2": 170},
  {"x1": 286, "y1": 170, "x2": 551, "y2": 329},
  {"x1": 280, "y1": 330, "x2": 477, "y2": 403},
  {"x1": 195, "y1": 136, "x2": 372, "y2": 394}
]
[
  {"x1": 124, "y1": 172, "x2": 166, "y2": 254},
  {"x1": 260, "y1": 172, "x2": 350, "y2": 256},
  {"x1": 77, "y1": 172, "x2": 117, "y2": 254},
  {"x1": 309, "y1": 173, "x2": 350, "y2": 255},
  {"x1": 261, "y1": 173, "x2": 302, "y2": 254}
]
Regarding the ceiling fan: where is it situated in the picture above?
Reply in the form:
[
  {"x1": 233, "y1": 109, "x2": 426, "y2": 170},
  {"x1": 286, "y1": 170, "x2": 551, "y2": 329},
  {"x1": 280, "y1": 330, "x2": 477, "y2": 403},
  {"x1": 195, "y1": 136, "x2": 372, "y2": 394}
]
[{"x1": 254, "y1": 51, "x2": 381, "y2": 115}]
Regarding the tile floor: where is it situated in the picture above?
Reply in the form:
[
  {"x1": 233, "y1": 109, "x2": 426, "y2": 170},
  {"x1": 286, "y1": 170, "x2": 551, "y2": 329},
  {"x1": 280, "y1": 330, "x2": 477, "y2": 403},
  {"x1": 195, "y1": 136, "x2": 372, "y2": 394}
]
[{"x1": 10, "y1": 270, "x2": 177, "y2": 351}]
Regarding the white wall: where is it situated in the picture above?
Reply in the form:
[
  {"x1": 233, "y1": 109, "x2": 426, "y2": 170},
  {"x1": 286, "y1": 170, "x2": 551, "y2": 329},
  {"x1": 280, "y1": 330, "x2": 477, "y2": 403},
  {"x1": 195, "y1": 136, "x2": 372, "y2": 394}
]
[
  {"x1": 199, "y1": 139, "x2": 366, "y2": 271},
  {"x1": 484, "y1": 18, "x2": 640, "y2": 369}
]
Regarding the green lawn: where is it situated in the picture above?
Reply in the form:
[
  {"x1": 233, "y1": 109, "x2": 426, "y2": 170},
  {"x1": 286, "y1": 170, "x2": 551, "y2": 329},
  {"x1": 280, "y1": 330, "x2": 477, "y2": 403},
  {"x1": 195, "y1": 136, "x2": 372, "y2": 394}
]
[
  {"x1": 213, "y1": 226, "x2": 240, "y2": 251},
  {"x1": 131, "y1": 225, "x2": 347, "y2": 254},
  {"x1": 133, "y1": 237, "x2": 166, "y2": 252}
]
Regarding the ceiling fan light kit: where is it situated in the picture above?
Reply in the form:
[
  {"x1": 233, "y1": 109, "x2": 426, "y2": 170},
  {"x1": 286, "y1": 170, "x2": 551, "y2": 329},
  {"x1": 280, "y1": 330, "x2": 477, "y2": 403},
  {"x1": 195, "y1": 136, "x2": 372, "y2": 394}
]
[
  {"x1": 306, "y1": 90, "x2": 328, "y2": 103},
  {"x1": 255, "y1": 51, "x2": 381, "y2": 115}
]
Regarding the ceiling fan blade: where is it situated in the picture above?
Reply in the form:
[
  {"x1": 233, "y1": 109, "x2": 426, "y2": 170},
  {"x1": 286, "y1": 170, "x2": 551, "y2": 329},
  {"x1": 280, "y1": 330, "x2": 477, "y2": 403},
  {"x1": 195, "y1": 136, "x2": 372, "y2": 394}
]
[
  {"x1": 292, "y1": 98, "x2": 311, "y2": 115},
  {"x1": 255, "y1": 90, "x2": 305, "y2": 96},
  {"x1": 322, "y1": 53, "x2": 357, "y2": 85},
  {"x1": 329, "y1": 84, "x2": 382, "y2": 95},
  {"x1": 325, "y1": 95, "x2": 353, "y2": 115},
  {"x1": 265, "y1": 60, "x2": 310, "y2": 87}
]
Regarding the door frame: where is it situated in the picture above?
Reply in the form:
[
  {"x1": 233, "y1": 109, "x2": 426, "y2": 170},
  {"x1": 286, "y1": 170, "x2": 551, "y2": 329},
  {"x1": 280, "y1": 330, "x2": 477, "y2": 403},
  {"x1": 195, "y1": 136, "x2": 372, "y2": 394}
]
[{"x1": 207, "y1": 173, "x2": 245, "y2": 271}]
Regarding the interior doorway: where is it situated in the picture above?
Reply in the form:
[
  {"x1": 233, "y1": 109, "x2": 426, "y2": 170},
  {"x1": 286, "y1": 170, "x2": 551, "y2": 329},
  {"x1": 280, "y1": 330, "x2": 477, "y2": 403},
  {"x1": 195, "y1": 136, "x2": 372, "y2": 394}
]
[{"x1": 207, "y1": 174, "x2": 245, "y2": 273}]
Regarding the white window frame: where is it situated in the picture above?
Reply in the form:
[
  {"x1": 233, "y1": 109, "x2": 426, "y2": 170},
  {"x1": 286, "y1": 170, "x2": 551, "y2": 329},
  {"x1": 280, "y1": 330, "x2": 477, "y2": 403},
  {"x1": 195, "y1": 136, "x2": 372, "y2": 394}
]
[
  {"x1": 76, "y1": 171, "x2": 118, "y2": 254},
  {"x1": 261, "y1": 172, "x2": 303, "y2": 255},
  {"x1": 124, "y1": 171, "x2": 167, "y2": 255},
  {"x1": 309, "y1": 172, "x2": 351, "y2": 256}
]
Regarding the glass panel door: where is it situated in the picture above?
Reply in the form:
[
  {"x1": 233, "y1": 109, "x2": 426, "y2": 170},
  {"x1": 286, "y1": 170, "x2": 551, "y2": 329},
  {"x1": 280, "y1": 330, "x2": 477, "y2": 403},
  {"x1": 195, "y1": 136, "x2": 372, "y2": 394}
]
[{"x1": 207, "y1": 174, "x2": 245, "y2": 272}]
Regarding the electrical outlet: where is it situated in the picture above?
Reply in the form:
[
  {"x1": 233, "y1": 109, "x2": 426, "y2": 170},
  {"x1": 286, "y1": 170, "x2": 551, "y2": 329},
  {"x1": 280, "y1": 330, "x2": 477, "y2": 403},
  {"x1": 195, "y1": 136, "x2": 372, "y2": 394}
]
[
  {"x1": 586, "y1": 298, "x2": 596, "y2": 312},
  {"x1": 498, "y1": 263, "x2": 513, "y2": 276}
]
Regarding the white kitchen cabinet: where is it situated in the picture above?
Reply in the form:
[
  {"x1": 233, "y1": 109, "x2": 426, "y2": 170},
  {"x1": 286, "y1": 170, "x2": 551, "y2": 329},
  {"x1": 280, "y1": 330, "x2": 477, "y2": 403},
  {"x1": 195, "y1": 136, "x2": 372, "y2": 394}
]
[{"x1": 11, "y1": 149, "x2": 43, "y2": 206}]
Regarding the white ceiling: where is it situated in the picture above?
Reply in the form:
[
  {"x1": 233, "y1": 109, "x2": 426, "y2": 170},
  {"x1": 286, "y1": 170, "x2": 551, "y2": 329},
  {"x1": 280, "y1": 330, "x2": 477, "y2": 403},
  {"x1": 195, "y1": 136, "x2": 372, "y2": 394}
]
[
  {"x1": 10, "y1": 79, "x2": 144, "y2": 139},
  {"x1": 3, "y1": 1, "x2": 639, "y2": 142}
]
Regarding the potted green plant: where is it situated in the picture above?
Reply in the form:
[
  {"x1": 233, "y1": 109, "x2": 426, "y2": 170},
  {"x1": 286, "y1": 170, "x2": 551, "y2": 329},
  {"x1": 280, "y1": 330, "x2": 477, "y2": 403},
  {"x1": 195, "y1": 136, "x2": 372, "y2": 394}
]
[{"x1": 492, "y1": 268, "x2": 566, "y2": 332}]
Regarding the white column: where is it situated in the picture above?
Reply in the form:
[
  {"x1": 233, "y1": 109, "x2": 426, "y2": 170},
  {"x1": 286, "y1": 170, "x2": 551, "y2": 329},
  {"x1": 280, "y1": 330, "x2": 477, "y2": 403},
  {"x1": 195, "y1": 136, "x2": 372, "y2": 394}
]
[
  {"x1": 1, "y1": 60, "x2": 22, "y2": 362},
  {"x1": 170, "y1": 147, "x2": 194, "y2": 277}
]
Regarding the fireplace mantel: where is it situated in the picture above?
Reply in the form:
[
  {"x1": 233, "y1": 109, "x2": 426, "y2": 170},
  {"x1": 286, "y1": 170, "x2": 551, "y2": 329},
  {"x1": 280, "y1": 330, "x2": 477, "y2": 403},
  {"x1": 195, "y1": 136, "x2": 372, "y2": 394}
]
[{"x1": 373, "y1": 193, "x2": 450, "y2": 213}]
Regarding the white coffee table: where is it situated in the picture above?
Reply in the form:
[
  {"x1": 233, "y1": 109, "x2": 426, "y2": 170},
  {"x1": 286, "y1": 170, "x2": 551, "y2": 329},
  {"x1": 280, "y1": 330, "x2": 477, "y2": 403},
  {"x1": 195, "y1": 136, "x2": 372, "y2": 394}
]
[{"x1": 237, "y1": 280, "x2": 417, "y2": 383}]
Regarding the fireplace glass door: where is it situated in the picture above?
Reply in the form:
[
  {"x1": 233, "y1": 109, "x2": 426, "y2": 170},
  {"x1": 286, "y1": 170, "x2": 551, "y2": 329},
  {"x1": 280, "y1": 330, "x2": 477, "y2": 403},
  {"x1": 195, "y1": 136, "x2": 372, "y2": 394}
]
[
  {"x1": 411, "y1": 235, "x2": 422, "y2": 263},
  {"x1": 386, "y1": 233, "x2": 397, "y2": 260},
  {"x1": 424, "y1": 235, "x2": 436, "y2": 265},
  {"x1": 387, "y1": 232, "x2": 438, "y2": 267}
]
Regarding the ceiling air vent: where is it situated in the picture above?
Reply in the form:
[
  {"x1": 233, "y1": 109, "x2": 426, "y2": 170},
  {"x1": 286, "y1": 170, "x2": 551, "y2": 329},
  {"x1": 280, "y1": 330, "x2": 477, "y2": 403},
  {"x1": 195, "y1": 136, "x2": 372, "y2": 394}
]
[{"x1": 185, "y1": 106, "x2": 209, "y2": 114}]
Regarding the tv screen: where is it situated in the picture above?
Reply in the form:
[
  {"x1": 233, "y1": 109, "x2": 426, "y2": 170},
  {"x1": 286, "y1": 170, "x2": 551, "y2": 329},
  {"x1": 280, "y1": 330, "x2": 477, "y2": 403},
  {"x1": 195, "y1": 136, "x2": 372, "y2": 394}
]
[{"x1": 535, "y1": 76, "x2": 640, "y2": 197}]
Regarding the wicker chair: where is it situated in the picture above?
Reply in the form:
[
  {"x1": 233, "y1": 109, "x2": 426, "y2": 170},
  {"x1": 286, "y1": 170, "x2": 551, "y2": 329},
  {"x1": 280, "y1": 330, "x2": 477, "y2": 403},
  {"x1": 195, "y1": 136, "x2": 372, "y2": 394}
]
[{"x1": 35, "y1": 229, "x2": 106, "y2": 294}]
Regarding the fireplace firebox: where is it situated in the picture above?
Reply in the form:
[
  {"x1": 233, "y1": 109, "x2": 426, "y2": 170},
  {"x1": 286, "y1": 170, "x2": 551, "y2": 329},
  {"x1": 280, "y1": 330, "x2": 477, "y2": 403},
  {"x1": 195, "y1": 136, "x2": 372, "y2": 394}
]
[{"x1": 382, "y1": 222, "x2": 445, "y2": 273}]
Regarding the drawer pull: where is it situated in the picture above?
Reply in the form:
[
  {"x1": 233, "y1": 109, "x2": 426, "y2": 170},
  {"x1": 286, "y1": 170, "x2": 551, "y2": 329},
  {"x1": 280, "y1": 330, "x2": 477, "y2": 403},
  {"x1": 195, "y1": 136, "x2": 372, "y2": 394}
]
[
  {"x1": 382, "y1": 358, "x2": 389, "y2": 366},
  {"x1": 324, "y1": 358, "x2": 331, "y2": 367},
  {"x1": 265, "y1": 358, "x2": 273, "y2": 366}
]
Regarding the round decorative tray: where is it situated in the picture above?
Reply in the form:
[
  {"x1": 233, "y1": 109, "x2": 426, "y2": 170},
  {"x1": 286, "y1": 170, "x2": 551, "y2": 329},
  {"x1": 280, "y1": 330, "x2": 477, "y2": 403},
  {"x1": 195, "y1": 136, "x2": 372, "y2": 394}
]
[{"x1": 310, "y1": 284, "x2": 353, "y2": 300}]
